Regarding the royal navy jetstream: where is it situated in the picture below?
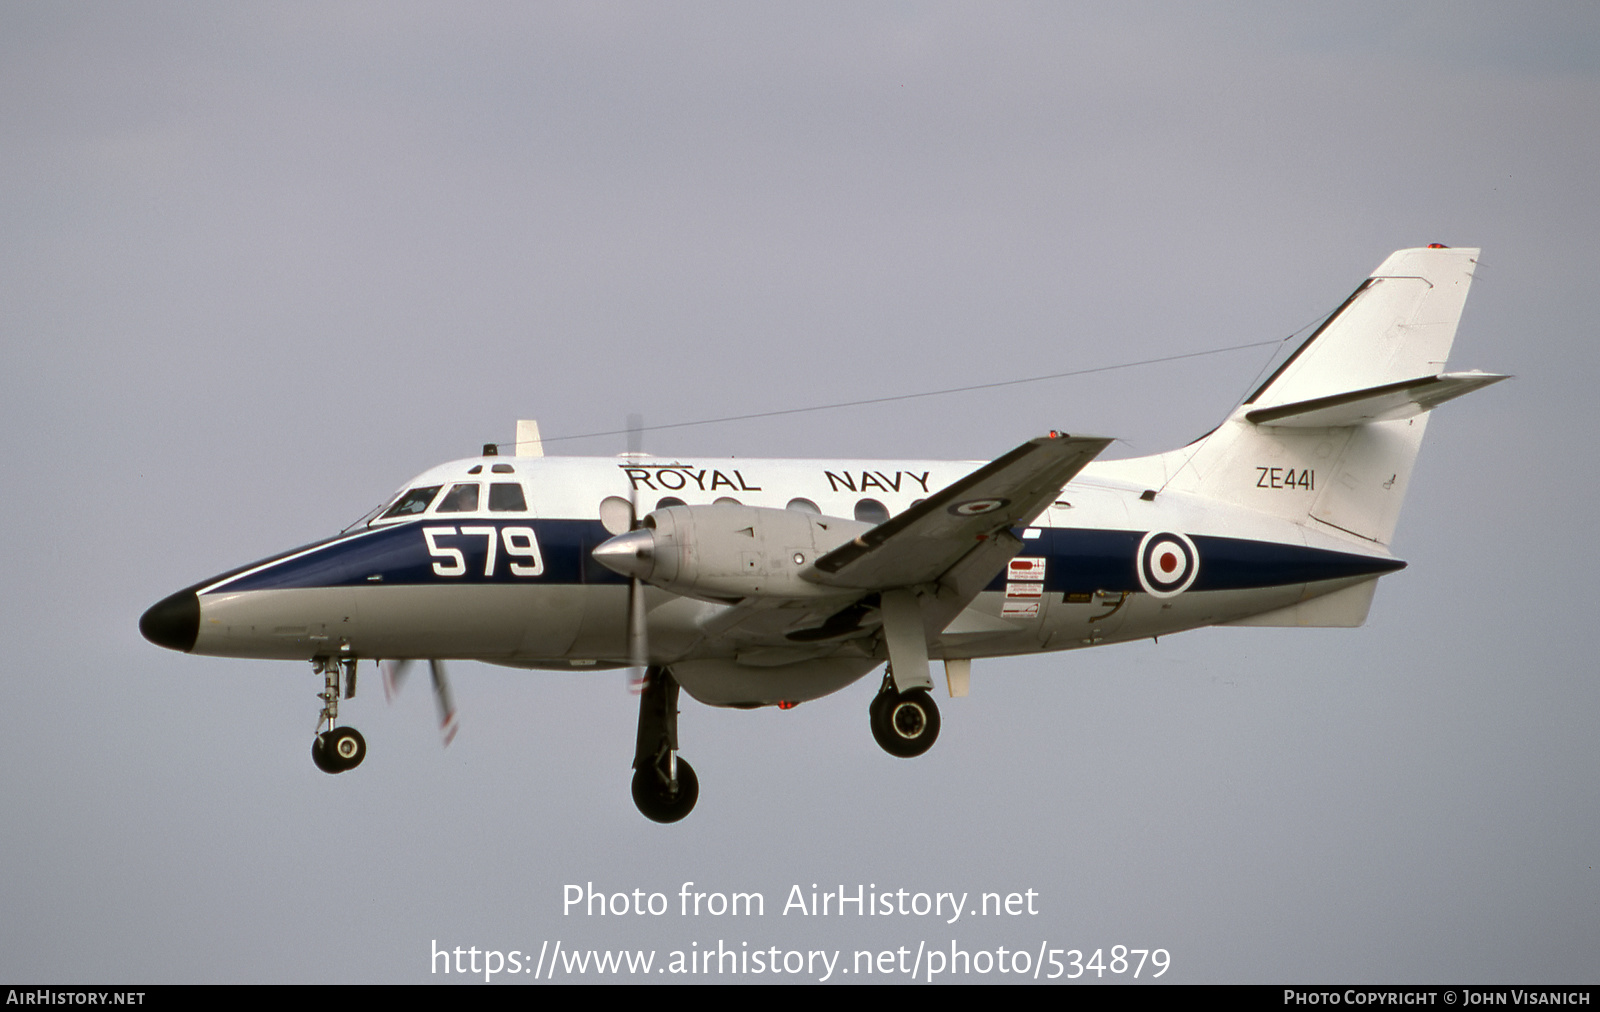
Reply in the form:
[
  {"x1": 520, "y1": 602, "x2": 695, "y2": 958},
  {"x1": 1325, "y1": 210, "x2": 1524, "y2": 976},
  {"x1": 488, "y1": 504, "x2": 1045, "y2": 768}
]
[{"x1": 141, "y1": 245, "x2": 1504, "y2": 822}]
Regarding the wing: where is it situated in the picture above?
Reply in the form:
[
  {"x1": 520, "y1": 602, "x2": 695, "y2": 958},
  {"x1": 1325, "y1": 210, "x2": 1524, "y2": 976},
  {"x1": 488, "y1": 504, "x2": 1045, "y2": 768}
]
[
  {"x1": 638, "y1": 433, "x2": 1111, "y2": 688},
  {"x1": 803, "y1": 433, "x2": 1111, "y2": 590}
]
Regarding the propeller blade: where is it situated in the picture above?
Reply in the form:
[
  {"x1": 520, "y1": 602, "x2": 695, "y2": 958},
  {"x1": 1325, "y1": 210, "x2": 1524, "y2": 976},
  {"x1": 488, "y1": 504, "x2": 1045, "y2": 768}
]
[
  {"x1": 430, "y1": 659, "x2": 459, "y2": 747},
  {"x1": 381, "y1": 658, "x2": 410, "y2": 703},
  {"x1": 381, "y1": 658, "x2": 458, "y2": 747},
  {"x1": 626, "y1": 412, "x2": 643, "y2": 460},
  {"x1": 625, "y1": 413, "x2": 649, "y2": 694},
  {"x1": 627, "y1": 576, "x2": 649, "y2": 693}
]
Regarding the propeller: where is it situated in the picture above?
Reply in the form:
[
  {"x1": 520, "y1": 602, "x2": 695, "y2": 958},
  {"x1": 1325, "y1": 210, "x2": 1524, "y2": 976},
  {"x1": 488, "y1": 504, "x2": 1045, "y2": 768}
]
[
  {"x1": 381, "y1": 658, "x2": 460, "y2": 747},
  {"x1": 624, "y1": 413, "x2": 650, "y2": 694}
]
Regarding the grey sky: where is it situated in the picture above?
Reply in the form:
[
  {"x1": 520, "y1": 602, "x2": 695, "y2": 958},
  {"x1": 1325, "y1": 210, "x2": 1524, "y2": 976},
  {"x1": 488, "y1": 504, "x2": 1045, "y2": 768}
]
[{"x1": 1, "y1": 2, "x2": 1595, "y2": 983}]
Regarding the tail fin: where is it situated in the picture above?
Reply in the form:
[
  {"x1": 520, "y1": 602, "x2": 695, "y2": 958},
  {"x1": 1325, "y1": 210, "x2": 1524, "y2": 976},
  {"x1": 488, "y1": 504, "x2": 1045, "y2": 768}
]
[{"x1": 1139, "y1": 246, "x2": 1505, "y2": 546}]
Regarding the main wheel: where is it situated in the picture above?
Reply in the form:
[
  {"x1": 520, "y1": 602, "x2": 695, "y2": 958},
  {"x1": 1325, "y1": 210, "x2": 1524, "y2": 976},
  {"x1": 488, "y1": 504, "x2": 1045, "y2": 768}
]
[
  {"x1": 870, "y1": 688, "x2": 940, "y2": 758},
  {"x1": 869, "y1": 687, "x2": 894, "y2": 731},
  {"x1": 631, "y1": 758, "x2": 699, "y2": 824}
]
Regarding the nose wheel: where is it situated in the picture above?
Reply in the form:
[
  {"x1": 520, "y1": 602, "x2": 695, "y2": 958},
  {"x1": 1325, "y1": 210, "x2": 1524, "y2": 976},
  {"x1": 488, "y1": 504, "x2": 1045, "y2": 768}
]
[
  {"x1": 869, "y1": 670, "x2": 941, "y2": 758},
  {"x1": 313, "y1": 726, "x2": 367, "y2": 773},
  {"x1": 311, "y1": 657, "x2": 366, "y2": 774}
]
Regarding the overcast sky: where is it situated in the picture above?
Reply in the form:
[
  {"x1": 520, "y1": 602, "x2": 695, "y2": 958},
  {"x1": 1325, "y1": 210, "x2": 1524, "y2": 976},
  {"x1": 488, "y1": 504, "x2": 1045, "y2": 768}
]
[{"x1": 2, "y1": 2, "x2": 1596, "y2": 984}]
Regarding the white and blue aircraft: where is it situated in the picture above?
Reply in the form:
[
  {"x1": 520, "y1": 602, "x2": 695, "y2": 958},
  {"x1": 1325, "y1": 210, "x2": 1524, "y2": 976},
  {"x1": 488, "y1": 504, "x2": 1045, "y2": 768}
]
[{"x1": 141, "y1": 245, "x2": 1503, "y2": 822}]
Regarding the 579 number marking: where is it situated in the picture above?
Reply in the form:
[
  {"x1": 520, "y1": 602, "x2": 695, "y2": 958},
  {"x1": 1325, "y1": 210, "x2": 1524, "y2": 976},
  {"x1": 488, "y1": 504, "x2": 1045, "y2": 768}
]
[
  {"x1": 423, "y1": 526, "x2": 544, "y2": 577},
  {"x1": 1256, "y1": 466, "x2": 1314, "y2": 490}
]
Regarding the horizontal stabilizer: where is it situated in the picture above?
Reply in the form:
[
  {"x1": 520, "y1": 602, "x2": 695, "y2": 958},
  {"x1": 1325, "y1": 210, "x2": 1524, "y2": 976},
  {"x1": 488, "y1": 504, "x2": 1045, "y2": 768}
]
[{"x1": 1245, "y1": 371, "x2": 1509, "y2": 427}]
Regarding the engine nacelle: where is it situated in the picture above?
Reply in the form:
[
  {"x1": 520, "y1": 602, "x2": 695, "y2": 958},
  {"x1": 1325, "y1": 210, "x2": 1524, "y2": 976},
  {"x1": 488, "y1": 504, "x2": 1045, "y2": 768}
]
[{"x1": 592, "y1": 504, "x2": 872, "y2": 601}]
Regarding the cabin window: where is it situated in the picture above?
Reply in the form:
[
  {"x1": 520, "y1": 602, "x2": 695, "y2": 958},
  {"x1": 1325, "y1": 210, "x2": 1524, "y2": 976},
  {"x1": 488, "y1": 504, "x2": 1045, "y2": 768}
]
[
  {"x1": 489, "y1": 483, "x2": 527, "y2": 512},
  {"x1": 854, "y1": 498, "x2": 889, "y2": 524},
  {"x1": 655, "y1": 497, "x2": 686, "y2": 509},
  {"x1": 786, "y1": 498, "x2": 820, "y2": 515},
  {"x1": 599, "y1": 496, "x2": 634, "y2": 535},
  {"x1": 380, "y1": 486, "x2": 441, "y2": 519},
  {"x1": 491, "y1": 463, "x2": 515, "y2": 474},
  {"x1": 436, "y1": 483, "x2": 480, "y2": 513}
]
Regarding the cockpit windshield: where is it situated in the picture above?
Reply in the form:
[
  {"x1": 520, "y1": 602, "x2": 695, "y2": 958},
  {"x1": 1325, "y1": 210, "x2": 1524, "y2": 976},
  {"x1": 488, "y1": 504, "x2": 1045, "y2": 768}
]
[
  {"x1": 379, "y1": 485, "x2": 442, "y2": 520},
  {"x1": 366, "y1": 475, "x2": 530, "y2": 527}
]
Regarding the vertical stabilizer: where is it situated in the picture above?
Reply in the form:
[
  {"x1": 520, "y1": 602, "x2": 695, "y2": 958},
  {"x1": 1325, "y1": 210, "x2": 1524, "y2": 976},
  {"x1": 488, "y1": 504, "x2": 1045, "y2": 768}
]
[
  {"x1": 1148, "y1": 246, "x2": 1490, "y2": 546},
  {"x1": 1243, "y1": 246, "x2": 1479, "y2": 410}
]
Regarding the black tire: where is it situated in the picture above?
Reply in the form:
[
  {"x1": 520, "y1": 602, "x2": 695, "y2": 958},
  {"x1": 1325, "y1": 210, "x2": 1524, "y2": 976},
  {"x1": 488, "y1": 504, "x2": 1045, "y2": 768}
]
[
  {"x1": 631, "y1": 758, "x2": 699, "y2": 824},
  {"x1": 326, "y1": 726, "x2": 367, "y2": 772},
  {"x1": 311, "y1": 733, "x2": 340, "y2": 774},
  {"x1": 869, "y1": 690, "x2": 894, "y2": 745},
  {"x1": 869, "y1": 687, "x2": 894, "y2": 731},
  {"x1": 870, "y1": 688, "x2": 940, "y2": 758}
]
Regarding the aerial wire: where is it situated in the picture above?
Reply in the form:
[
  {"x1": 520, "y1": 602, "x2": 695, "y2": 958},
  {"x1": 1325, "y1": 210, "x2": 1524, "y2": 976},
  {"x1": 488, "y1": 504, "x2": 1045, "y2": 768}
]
[
  {"x1": 518, "y1": 332, "x2": 1317, "y2": 451},
  {"x1": 341, "y1": 316, "x2": 1340, "y2": 532}
]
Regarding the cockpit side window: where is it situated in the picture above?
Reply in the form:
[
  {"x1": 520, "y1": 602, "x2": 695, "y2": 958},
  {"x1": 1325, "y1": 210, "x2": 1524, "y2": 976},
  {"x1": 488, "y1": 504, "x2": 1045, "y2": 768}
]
[
  {"x1": 380, "y1": 485, "x2": 442, "y2": 520},
  {"x1": 488, "y1": 483, "x2": 527, "y2": 512},
  {"x1": 436, "y1": 483, "x2": 481, "y2": 513}
]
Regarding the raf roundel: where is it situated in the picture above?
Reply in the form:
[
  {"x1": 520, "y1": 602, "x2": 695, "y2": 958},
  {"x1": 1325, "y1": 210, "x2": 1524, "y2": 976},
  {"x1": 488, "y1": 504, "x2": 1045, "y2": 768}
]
[
  {"x1": 1137, "y1": 531, "x2": 1200, "y2": 598},
  {"x1": 947, "y1": 497, "x2": 1010, "y2": 517}
]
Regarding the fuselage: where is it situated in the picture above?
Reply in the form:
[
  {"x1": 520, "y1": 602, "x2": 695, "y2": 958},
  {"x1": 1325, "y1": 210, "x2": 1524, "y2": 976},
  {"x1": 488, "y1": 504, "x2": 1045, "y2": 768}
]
[
  {"x1": 132, "y1": 246, "x2": 1486, "y2": 821},
  {"x1": 140, "y1": 450, "x2": 1404, "y2": 686}
]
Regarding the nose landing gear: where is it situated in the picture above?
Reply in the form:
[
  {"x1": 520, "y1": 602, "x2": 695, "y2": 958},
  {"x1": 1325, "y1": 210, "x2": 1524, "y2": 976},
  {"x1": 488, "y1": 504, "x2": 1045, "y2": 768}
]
[{"x1": 312, "y1": 657, "x2": 366, "y2": 774}]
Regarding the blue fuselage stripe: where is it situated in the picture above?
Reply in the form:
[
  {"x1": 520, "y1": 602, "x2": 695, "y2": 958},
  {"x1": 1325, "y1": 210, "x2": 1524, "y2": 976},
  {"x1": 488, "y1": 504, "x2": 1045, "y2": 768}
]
[
  {"x1": 203, "y1": 520, "x2": 1403, "y2": 596},
  {"x1": 980, "y1": 528, "x2": 1402, "y2": 593}
]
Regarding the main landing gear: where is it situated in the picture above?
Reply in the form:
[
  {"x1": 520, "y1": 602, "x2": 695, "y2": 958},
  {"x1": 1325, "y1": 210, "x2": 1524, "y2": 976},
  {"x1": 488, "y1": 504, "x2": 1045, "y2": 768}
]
[
  {"x1": 311, "y1": 657, "x2": 366, "y2": 774},
  {"x1": 869, "y1": 668, "x2": 941, "y2": 758},
  {"x1": 631, "y1": 665, "x2": 698, "y2": 823}
]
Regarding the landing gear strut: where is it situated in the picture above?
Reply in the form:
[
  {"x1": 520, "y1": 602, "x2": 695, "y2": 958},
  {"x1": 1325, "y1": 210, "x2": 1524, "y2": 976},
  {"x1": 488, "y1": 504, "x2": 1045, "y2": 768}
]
[
  {"x1": 869, "y1": 668, "x2": 941, "y2": 758},
  {"x1": 631, "y1": 665, "x2": 698, "y2": 823},
  {"x1": 312, "y1": 657, "x2": 366, "y2": 774}
]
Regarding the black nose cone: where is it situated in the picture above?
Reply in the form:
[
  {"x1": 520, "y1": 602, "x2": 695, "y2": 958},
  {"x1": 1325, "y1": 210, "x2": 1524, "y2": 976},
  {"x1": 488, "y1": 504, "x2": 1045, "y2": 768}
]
[{"x1": 140, "y1": 589, "x2": 199, "y2": 652}]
